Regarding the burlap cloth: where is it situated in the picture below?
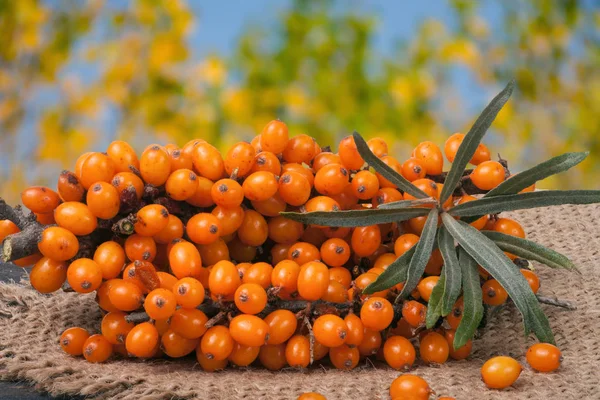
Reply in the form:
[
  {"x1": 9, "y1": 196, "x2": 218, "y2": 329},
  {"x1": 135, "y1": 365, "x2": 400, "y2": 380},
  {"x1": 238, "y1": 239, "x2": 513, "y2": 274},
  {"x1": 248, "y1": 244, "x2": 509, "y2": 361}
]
[{"x1": 1, "y1": 204, "x2": 599, "y2": 400}]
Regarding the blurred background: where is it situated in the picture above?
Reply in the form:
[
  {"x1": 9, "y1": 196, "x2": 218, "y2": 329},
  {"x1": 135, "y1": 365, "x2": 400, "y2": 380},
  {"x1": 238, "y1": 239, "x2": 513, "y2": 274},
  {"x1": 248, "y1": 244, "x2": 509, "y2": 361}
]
[{"x1": 0, "y1": 0, "x2": 598, "y2": 205}]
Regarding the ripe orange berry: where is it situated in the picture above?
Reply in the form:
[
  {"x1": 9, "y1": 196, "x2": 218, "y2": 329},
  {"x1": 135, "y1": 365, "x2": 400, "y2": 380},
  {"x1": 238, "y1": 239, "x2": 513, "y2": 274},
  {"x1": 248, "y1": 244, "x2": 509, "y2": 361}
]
[
  {"x1": 86, "y1": 182, "x2": 120, "y2": 220},
  {"x1": 79, "y1": 152, "x2": 116, "y2": 189},
  {"x1": 134, "y1": 205, "x2": 169, "y2": 237},
  {"x1": 187, "y1": 213, "x2": 221, "y2": 245},
  {"x1": 106, "y1": 140, "x2": 139, "y2": 173},
  {"x1": 402, "y1": 300, "x2": 427, "y2": 328},
  {"x1": 351, "y1": 225, "x2": 381, "y2": 257},
  {"x1": 470, "y1": 143, "x2": 491, "y2": 165},
  {"x1": 264, "y1": 309, "x2": 298, "y2": 345},
  {"x1": 357, "y1": 328, "x2": 382, "y2": 356},
  {"x1": 288, "y1": 242, "x2": 321, "y2": 265},
  {"x1": 389, "y1": 374, "x2": 433, "y2": 400},
  {"x1": 314, "y1": 163, "x2": 349, "y2": 196},
  {"x1": 312, "y1": 152, "x2": 341, "y2": 172},
  {"x1": 193, "y1": 142, "x2": 225, "y2": 181},
  {"x1": 268, "y1": 216, "x2": 304, "y2": 244},
  {"x1": 67, "y1": 258, "x2": 102, "y2": 293},
  {"x1": 211, "y1": 178, "x2": 244, "y2": 208},
  {"x1": 417, "y1": 276, "x2": 440, "y2": 302},
  {"x1": 313, "y1": 314, "x2": 348, "y2": 348},
  {"x1": 482, "y1": 279, "x2": 509, "y2": 306},
  {"x1": 401, "y1": 157, "x2": 427, "y2": 182},
  {"x1": 185, "y1": 176, "x2": 215, "y2": 208},
  {"x1": 209, "y1": 260, "x2": 241, "y2": 296},
  {"x1": 164, "y1": 169, "x2": 198, "y2": 201},
  {"x1": 444, "y1": 329, "x2": 472, "y2": 360},
  {"x1": 170, "y1": 308, "x2": 208, "y2": 340},
  {"x1": 261, "y1": 120, "x2": 289, "y2": 154},
  {"x1": 383, "y1": 336, "x2": 416, "y2": 370},
  {"x1": 456, "y1": 195, "x2": 488, "y2": 230},
  {"x1": 234, "y1": 283, "x2": 267, "y2": 314},
  {"x1": 375, "y1": 156, "x2": 403, "y2": 188},
  {"x1": 329, "y1": 344, "x2": 360, "y2": 370},
  {"x1": 282, "y1": 163, "x2": 315, "y2": 188},
  {"x1": 60, "y1": 327, "x2": 90, "y2": 356},
  {"x1": 297, "y1": 261, "x2": 330, "y2": 301},
  {"x1": 251, "y1": 193, "x2": 287, "y2": 217},
  {"x1": 413, "y1": 141, "x2": 443, "y2": 175},
  {"x1": 126, "y1": 322, "x2": 159, "y2": 358},
  {"x1": 57, "y1": 170, "x2": 85, "y2": 202},
  {"x1": 228, "y1": 342, "x2": 260, "y2": 367},
  {"x1": 367, "y1": 137, "x2": 388, "y2": 158},
  {"x1": 82, "y1": 334, "x2": 113, "y2": 363},
  {"x1": 446, "y1": 297, "x2": 464, "y2": 330},
  {"x1": 30, "y1": 257, "x2": 68, "y2": 293},
  {"x1": 526, "y1": 343, "x2": 561, "y2": 372},
  {"x1": 271, "y1": 260, "x2": 301, "y2": 295},
  {"x1": 169, "y1": 241, "x2": 203, "y2": 279},
  {"x1": 329, "y1": 267, "x2": 352, "y2": 289},
  {"x1": 481, "y1": 356, "x2": 522, "y2": 389},
  {"x1": 225, "y1": 141, "x2": 256, "y2": 177},
  {"x1": 444, "y1": 133, "x2": 464, "y2": 163},
  {"x1": 252, "y1": 151, "x2": 281, "y2": 175},
  {"x1": 200, "y1": 325, "x2": 234, "y2": 361},
  {"x1": 144, "y1": 288, "x2": 177, "y2": 320},
  {"x1": 259, "y1": 343, "x2": 287, "y2": 371},
  {"x1": 139, "y1": 145, "x2": 171, "y2": 186},
  {"x1": 394, "y1": 233, "x2": 419, "y2": 257},
  {"x1": 229, "y1": 314, "x2": 270, "y2": 347},
  {"x1": 242, "y1": 171, "x2": 279, "y2": 201},
  {"x1": 319, "y1": 238, "x2": 350, "y2": 267},
  {"x1": 361, "y1": 297, "x2": 394, "y2": 331},
  {"x1": 521, "y1": 269, "x2": 540, "y2": 294},
  {"x1": 125, "y1": 234, "x2": 157, "y2": 262},
  {"x1": 470, "y1": 160, "x2": 506, "y2": 190},
  {"x1": 237, "y1": 210, "x2": 268, "y2": 246},
  {"x1": 168, "y1": 148, "x2": 193, "y2": 172},
  {"x1": 173, "y1": 277, "x2": 205, "y2": 309},
  {"x1": 285, "y1": 335, "x2": 310, "y2": 368},
  {"x1": 101, "y1": 311, "x2": 135, "y2": 345},
  {"x1": 106, "y1": 279, "x2": 142, "y2": 311},
  {"x1": 283, "y1": 134, "x2": 317, "y2": 164},
  {"x1": 493, "y1": 217, "x2": 526, "y2": 238},
  {"x1": 21, "y1": 186, "x2": 61, "y2": 214},
  {"x1": 338, "y1": 136, "x2": 364, "y2": 170},
  {"x1": 419, "y1": 332, "x2": 449, "y2": 364},
  {"x1": 354, "y1": 272, "x2": 388, "y2": 298},
  {"x1": 297, "y1": 393, "x2": 327, "y2": 400},
  {"x1": 278, "y1": 170, "x2": 311, "y2": 206},
  {"x1": 351, "y1": 170, "x2": 379, "y2": 200},
  {"x1": 196, "y1": 348, "x2": 228, "y2": 371},
  {"x1": 154, "y1": 214, "x2": 184, "y2": 245},
  {"x1": 322, "y1": 280, "x2": 349, "y2": 303},
  {"x1": 198, "y1": 238, "x2": 230, "y2": 267},
  {"x1": 242, "y1": 262, "x2": 273, "y2": 288},
  {"x1": 372, "y1": 187, "x2": 403, "y2": 207},
  {"x1": 160, "y1": 329, "x2": 199, "y2": 358},
  {"x1": 112, "y1": 171, "x2": 145, "y2": 200},
  {"x1": 54, "y1": 202, "x2": 98, "y2": 236}
]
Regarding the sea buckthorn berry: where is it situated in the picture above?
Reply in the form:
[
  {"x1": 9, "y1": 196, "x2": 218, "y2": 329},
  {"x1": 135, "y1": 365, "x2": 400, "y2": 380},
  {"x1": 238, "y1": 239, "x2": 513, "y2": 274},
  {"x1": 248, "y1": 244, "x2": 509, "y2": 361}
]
[
  {"x1": 237, "y1": 210, "x2": 268, "y2": 246},
  {"x1": 193, "y1": 142, "x2": 225, "y2": 181},
  {"x1": 134, "y1": 205, "x2": 169, "y2": 237},
  {"x1": 288, "y1": 242, "x2": 321, "y2": 265},
  {"x1": 297, "y1": 261, "x2": 330, "y2": 301},
  {"x1": 251, "y1": 192, "x2": 287, "y2": 217},
  {"x1": 169, "y1": 241, "x2": 203, "y2": 279},
  {"x1": 372, "y1": 187, "x2": 403, "y2": 208},
  {"x1": 343, "y1": 313, "x2": 364, "y2": 347},
  {"x1": 383, "y1": 336, "x2": 416, "y2": 370},
  {"x1": 373, "y1": 253, "x2": 397, "y2": 270},
  {"x1": 67, "y1": 258, "x2": 102, "y2": 293},
  {"x1": 401, "y1": 157, "x2": 427, "y2": 182},
  {"x1": 107, "y1": 140, "x2": 140, "y2": 173},
  {"x1": 521, "y1": 269, "x2": 540, "y2": 294},
  {"x1": 259, "y1": 344, "x2": 287, "y2": 371},
  {"x1": 126, "y1": 322, "x2": 159, "y2": 358},
  {"x1": 301, "y1": 226, "x2": 328, "y2": 246},
  {"x1": 101, "y1": 312, "x2": 135, "y2": 345},
  {"x1": 173, "y1": 277, "x2": 205, "y2": 309},
  {"x1": 125, "y1": 234, "x2": 157, "y2": 262},
  {"x1": 74, "y1": 152, "x2": 92, "y2": 178},
  {"x1": 187, "y1": 213, "x2": 221, "y2": 245},
  {"x1": 329, "y1": 267, "x2": 352, "y2": 289},
  {"x1": 261, "y1": 120, "x2": 289, "y2": 154},
  {"x1": 264, "y1": 309, "x2": 298, "y2": 345},
  {"x1": 82, "y1": 334, "x2": 113, "y2": 363},
  {"x1": 304, "y1": 196, "x2": 340, "y2": 217},
  {"x1": 402, "y1": 300, "x2": 427, "y2": 328},
  {"x1": 86, "y1": 182, "x2": 120, "y2": 220},
  {"x1": 297, "y1": 393, "x2": 327, "y2": 400},
  {"x1": 268, "y1": 216, "x2": 305, "y2": 244},
  {"x1": 108, "y1": 279, "x2": 143, "y2": 311},
  {"x1": 408, "y1": 215, "x2": 428, "y2": 235},
  {"x1": 417, "y1": 276, "x2": 440, "y2": 302},
  {"x1": 228, "y1": 342, "x2": 260, "y2": 367},
  {"x1": 79, "y1": 152, "x2": 116, "y2": 189},
  {"x1": 456, "y1": 195, "x2": 488, "y2": 230},
  {"x1": 481, "y1": 356, "x2": 522, "y2": 389},
  {"x1": 367, "y1": 137, "x2": 388, "y2": 158},
  {"x1": 351, "y1": 225, "x2": 381, "y2": 257},
  {"x1": 358, "y1": 328, "x2": 382, "y2": 356},
  {"x1": 282, "y1": 163, "x2": 315, "y2": 187},
  {"x1": 414, "y1": 141, "x2": 444, "y2": 175},
  {"x1": 444, "y1": 132, "x2": 464, "y2": 163},
  {"x1": 211, "y1": 206, "x2": 244, "y2": 237},
  {"x1": 313, "y1": 314, "x2": 347, "y2": 348},
  {"x1": 30, "y1": 257, "x2": 68, "y2": 293},
  {"x1": 198, "y1": 238, "x2": 230, "y2": 267},
  {"x1": 313, "y1": 340, "x2": 330, "y2": 361},
  {"x1": 338, "y1": 135, "x2": 364, "y2": 170},
  {"x1": 420, "y1": 332, "x2": 449, "y2": 364},
  {"x1": 112, "y1": 171, "x2": 145, "y2": 200},
  {"x1": 493, "y1": 218, "x2": 526, "y2": 238},
  {"x1": 446, "y1": 297, "x2": 464, "y2": 330},
  {"x1": 394, "y1": 233, "x2": 420, "y2": 257},
  {"x1": 154, "y1": 214, "x2": 184, "y2": 245},
  {"x1": 361, "y1": 297, "x2": 394, "y2": 331},
  {"x1": 285, "y1": 335, "x2": 310, "y2": 368},
  {"x1": 21, "y1": 186, "x2": 61, "y2": 214},
  {"x1": 389, "y1": 374, "x2": 433, "y2": 400},
  {"x1": 470, "y1": 143, "x2": 491, "y2": 165},
  {"x1": 229, "y1": 314, "x2": 270, "y2": 347},
  {"x1": 252, "y1": 151, "x2": 281, "y2": 175},
  {"x1": 168, "y1": 149, "x2": 193, "y2": 172},
  {"x1": 271, "y1": 260, "x2": 301, "y2": 295},
  {"x1": 329, "y1": 344, "x2": 360, "y2": 370},
  {"x1": 228, "y1": 237, "x2": 257, "y2": 262},
  {"x1": 243, "y1": 171, "x2": 279, "y2": 201},
  {"x1": 349, "y1": 171, "x2": 378, "y2": 201},
  {"x1": 470, "y1": 160, "x2": 506, "y2": 190},
  {"x1": 526, "y1": 343, "x2": 561, "y2": 372},
  {"x1": 209, "y1": 260, "x2": 241, "y2": 296},
  {"x1": 312, "y1": 152, "x2": 341, "y2": 172},
  {"x1": 164, "y1": 169, "x2": 198, "y2": 201},
  {"x1": 96, "y1": 280, "x2": 119, "y2": 312},
  {"x1": 355, "y1": 272, "x2": 388, "y2": 298},
  {"x1": 482, "y1": 279, "x2": 509, "y2": 306},
  {"x1": 225, "y1": 141, "x2": 256, "y2": 177},
  {"x1": 185, "y1": 176, "x2": 215, "y2": 208},
  {"x1": 144, "y1": 288, "x2": 177, "y2": 320},
  {"x1": 35, "y1": 212, "x2": 55, "y2": 225},
  {"x1": 234, "y1": 283, "x2": 268, "y2": 314},
  {"x1": 60, "y1": 327, "x2": 90, "y2": 356},
  {"x1": 375, "y1": 156, "x2": 402, "y2": 188},
  {"x1": 170, "y1": 308, "x2": 208, "y2": 339},
  {"x1": 196, "y1": 348, "x2": 228, "y2": 371},
  {"x1": 314, "y1": 163, "x2": 349, "y2": 196},
  {"x1": 157, "y1": 271, "x2": 178, "y2": 291},
  {"x1": 323, "y1": 280, "x2": 349, "y2": 303},
  {"x1": 54, "y1": 202, "x2": 98, "y2": 236},
  {"x1": 444, "y1": 329, "x2": 472, "y2": 360},
  {"x1": 57, "y1": 170, "x2": 85, "y2": 202},
  {"x1": 161, "y1": 330, "x2": 200, "y2": 358},
  {"x1": 210, "y1": 178, "x2": 244, "y2": 208},
  {"x1": 278, "y1": 170, "x2": 311, "y2": 206},
  {"x1": 283, "y1": 134, "x2": 317, "y2": 164},
  {"x1": 181, "y1": 139, "x2": 206, "y2": 158},
  {"x1": 404, "y1": 178, "x2": 438, "y2": 202},
  {"x1": 200, "y1": 325, "x2": 234, "y2": 361},
  {"x1": 243, "y1": 262, "x2": 273, "y2": 289}
]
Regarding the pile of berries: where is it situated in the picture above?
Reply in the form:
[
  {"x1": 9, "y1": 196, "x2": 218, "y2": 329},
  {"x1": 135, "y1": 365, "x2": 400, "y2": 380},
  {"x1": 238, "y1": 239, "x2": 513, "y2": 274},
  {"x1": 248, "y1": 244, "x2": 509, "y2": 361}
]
[{"x1": 0, "y1": 119, "x2": 562, "y2": 395}]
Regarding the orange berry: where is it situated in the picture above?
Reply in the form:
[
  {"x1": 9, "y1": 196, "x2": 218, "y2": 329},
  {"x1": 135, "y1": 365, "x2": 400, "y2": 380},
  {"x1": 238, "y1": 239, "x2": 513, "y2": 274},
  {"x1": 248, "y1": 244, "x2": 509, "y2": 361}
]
[
  {"x1": 446, "y1": 297, "x2": 464, "y2": 330},
  {"x1": 297, "y1": 393, "x2": 327, "y2": 400},
  {"x1": 482, "y1": 279, "x2": 509, "y2": 306},
  {"x1": 313, "y1": 314, "x2": 348, "y2": 348},
  {"x1": 389, "y1": 374, "x2": 433, "y2": 400},
  {"x1": 470, "y1": 160, "x2": 506, "y2": 190},
  {"x1": 271, "y1": 260, "x2": 301, "y2": 295},
  {"x1": 444, "y1": 133, "x2": 464, "y2": 163},
  {"x1": 101, "y1": 311, "x2": 135, "y2": 345},
  {"x1": 57, "y1": 170, "x2": 85, "y2": 202},
  {"x1": 357, "y1": 328, "x2": 382, "y2": 356},
  {"x1": 125, "y1": 322, "x2": 159, "y2": 358},
  {"x1": 402, "y1": 300, "x2": 427, "y2": 328},
  {"x1": 521, "y1": 269, "x2": 540, "y2": 294},
  {"x1": 229, "y1": 314, "x2": 270, "y2": 347},
  {"x1": 112, "y1": 171, "x2": 144, "y2": 200},
  {"x1": 278, "y1": 170, "x2": 311, "y2": 206},
  {"x1": 224, "y1": 141, "x2": 256, "y2": 177},
  {"x1": 228, "y1": 342, "x2": 260, "y2": 367},
  {"x1": 193, "y1": 142, "x2": 225, "y2": 181},
  {"x1": 86, "y1": 182, "x2": 120, "y2": 219},
  {"x1": 312, "y1": 152, "x2": 342, "y2": 172},
  {"x1": 237, "y1": 210, "x2": 268, "y2": 246},
  {"x1": 383, "y1": 336, "x2": 416, "y2": 370},
  {"x1": 268, "y1": 216, "x2": 305, "y2": 244},
  {"x1": 351, "y1": 225, "x2": 381, "y2": 257},
  {"x1": 351, "y1": 170, "x2": 380, "y2": 200},
  {"x1": 413, "y1": 141, "x2": 443, "y2": 175},
  {"x1": 60, "y1": 327, "x2": 90, "y2": 356},
  {"x1": 106, "y1": 140, "x2": 140, "y2": 173},
  {"x1": 367, "y1": 137, "x2": 388, "y2": 158},
  {"x1": 82, "y1": 334, "x2": 113, "y2": 363},
  {"x1": 30, "y1": 257, "x2": 68, "y2": 293},
  {"x1": 234, "y1": 283, "x2": 267, "y2": 314},
  {"x1": 21, "y1": 186, "x2": 61, "y2": 214},
  {"x1": 314, "y1": 163, "x2": 349, "y2": 196},
  {"x1": 264, "y1": 309, "x2": 298, "y2": 345},
  {"x1": 169, "y1": 241, "x2": 203, "y2": 279},
  {"x1": 144, "y1": 288, "x2": 177, "y2": 320},
  {"x1": 242, "y1": 262, "x2": 273, "y2": 289},
  {"x1": 338, "y1": 136, "x2": 364, "y2": 170},
  {"x1": 259, "y1": 343, "x2": 287, "y2": 371},
  {"x1": 165, "y1": 169, "x2": 198, "y2": 201},
  {"x1": 125, "y1": 234, "x2": 157, "y2": 262},
  {"x1": 196, "y1": 348, "x2": 228, "y2": 371},
  {"x1": 243, "y1": 171, "x2": 279, "y2": 201},
  {"x1": 208, "y1": 260, "x2": 241, "y2": 296},
  {"x1": 288, "y1": 242, "x2": 321, "y2": 265},
  {"x1": 285, "y1": 335, "x2": 310, "y2": 368},
  {"x1": 526, "y1": 343, "x2": 561, "y2": 372},
  {"x1": 200, "y1": 325, "x2": 234, "y2": 361},
  {"x1": 173, "y1": 277, "x2": 205, "y2": 309},
  {"x1": 329, "y1": 267, "x2": 352, "y2": 289},
  {"x1": 187, "y1": 213, "x2": 221, "y2": 245},
  {"x1": 54, "y1": 202, "x2": 98, "y2": 236},
  {"x1": 134, "y1": 205, "x2": 169, "y2": 237},
  {"x1": 154, "y1": 214, "x2": 184, "y2": 245},
  {"x1": 394, "y1": 233, "x2": 419, "y2": 257},
  {"x1": 185, "y1": 176, "x2": 215, "y2": 208},
  {"x1": 67, "y1": 258, "x2": 102, "y2": 293},
  {"x1": 419, "y1": 332, "x2": 449, "y2": 364},
  {"x1": 283, "y1": 134, "x2": 317, "y2": 164},
  {"x1": 481, "y1": 356, "x2": 522, "y2": 389},
  {"x1": 322, "y1": 280, "x2": 349, "y2": 303},
  {"x1": 261, "y1": 120, "x2": 289, "y2": 154},
  {"x1": 470, "y1": 143, "x2": 491, "y2": 165},
  {"x1": 297, "y1": 261, "x2": 329, "y2": 301},
  {"x1": 401, "y1": 157, "x2": 427, "y2": 182},
  {"x1": 361, "y1": 297, "x2": 394, "y2": 331},
  {"x1": 252, "y1": 151, "x2": 282, "y2": 175},
  {"x1": 329, "y1": 344, "x2": 360, "y2": 370},
  {"x1": 170, "y1": 308, "x2": 208, "y2": 339},
  {"x1": 417, "y1": 276, "x2": 439, "y2": 302},
  {"x1": 493, "y1": 217, "x2": 526, "y2": 238},
  {"x1": 79, "y1": 152, "x2": 116, "y2": 189},
  {"x1": 444, "y1": 329, "x2": 472, "y2": 360},
  {"x1": 211, "y1": 178, "x2": 244, "y2": 208}
]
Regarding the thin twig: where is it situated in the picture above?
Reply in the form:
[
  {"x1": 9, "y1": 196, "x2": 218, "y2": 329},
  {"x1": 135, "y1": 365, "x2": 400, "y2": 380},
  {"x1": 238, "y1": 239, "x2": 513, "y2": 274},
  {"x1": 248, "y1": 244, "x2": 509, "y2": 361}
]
[
  {"x1": 536, "y1": 295, "x2": 577, "y2": 310},
  {"x1": 204, "y1": 311, "x2": 227, "y2": 329}
]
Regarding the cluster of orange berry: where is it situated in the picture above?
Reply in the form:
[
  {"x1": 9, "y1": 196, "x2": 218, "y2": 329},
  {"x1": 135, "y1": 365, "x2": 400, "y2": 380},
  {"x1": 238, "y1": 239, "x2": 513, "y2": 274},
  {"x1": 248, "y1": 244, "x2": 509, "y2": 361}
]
[{"x1": 0, "y1": 119, "x2": 561, "y2": 393}]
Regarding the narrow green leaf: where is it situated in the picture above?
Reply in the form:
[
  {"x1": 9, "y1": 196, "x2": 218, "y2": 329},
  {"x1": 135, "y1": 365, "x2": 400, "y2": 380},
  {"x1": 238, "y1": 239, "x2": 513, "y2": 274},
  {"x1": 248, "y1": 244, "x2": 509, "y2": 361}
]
[
  {"x1": 438, "y1": 226, "x2": 462, "y2": 316},
  {"x1": 442, "y1": 214, "x2": 555, "y2": 344},
  {"x1": 440, "y1": 80, "x2": 515, "y2": 203},
  {"x1": 449, "y1": 190, "x2": 600, "y2": 217},
  {"x1": 280, "y1": 207, "x2": 430, "y2": 227},
  {"x1": 363, "y1": 247, "x2": 415, "y2": 294},
  {"x1": 453, "y1": 247, "x2": 484, "y2": 349},
  {"x1": 425, "y1": 274, "x2": 445, "y2": 329},
  {"x1": 482, "y1": 231, "x2": 578, "y2": 271},
  {"x1": 398, "y1": 208, "x2": 439, "y2": 298},
  {"x1": 377, "y1": 198, "x2": 438, "y2": 209},
  {"x1": 485, "y1": 152, "x2": 589, "y2": 197},
  {"x1": 352, "y1": 132, "x2": 429, "y2": 199}
]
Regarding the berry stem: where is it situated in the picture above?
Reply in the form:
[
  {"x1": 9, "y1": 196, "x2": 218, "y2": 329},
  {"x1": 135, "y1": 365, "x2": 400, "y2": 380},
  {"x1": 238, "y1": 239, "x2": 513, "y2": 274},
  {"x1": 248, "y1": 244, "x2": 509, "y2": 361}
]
[{"x1": 536, "y1": 295, "x2": 577, "y2": 310}]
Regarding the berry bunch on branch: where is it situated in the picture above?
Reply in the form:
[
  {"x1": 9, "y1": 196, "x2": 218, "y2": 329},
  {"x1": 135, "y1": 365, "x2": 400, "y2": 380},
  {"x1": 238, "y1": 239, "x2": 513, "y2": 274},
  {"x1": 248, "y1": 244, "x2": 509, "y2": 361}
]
[{"x1": 0, "y1": 81, "x2": 594, "y2": 384}]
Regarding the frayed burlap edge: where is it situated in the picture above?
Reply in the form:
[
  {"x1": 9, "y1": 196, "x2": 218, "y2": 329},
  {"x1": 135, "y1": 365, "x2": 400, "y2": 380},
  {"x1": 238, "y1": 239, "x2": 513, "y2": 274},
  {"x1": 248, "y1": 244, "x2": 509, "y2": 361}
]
[{"x1": 1, "y1": 204, "x2": 600, "y2": 400}]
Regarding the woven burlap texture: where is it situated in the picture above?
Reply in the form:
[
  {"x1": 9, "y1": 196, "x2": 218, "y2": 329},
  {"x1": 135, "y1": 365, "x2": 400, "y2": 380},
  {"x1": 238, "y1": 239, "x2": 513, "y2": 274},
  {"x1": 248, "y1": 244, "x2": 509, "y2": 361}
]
[{"x1": 1, "y1": 204, "x2": 599, "y2": 400}]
